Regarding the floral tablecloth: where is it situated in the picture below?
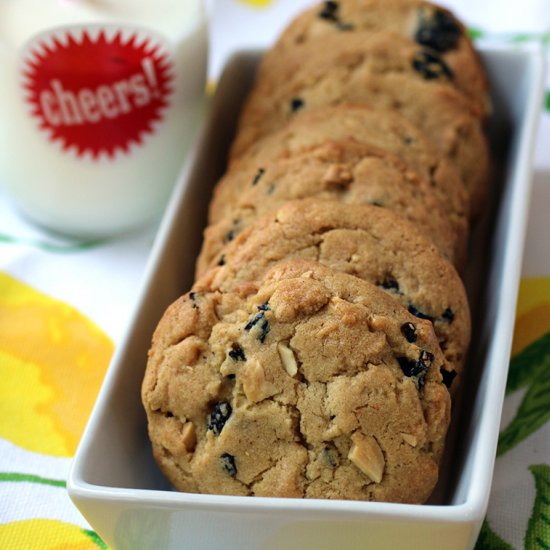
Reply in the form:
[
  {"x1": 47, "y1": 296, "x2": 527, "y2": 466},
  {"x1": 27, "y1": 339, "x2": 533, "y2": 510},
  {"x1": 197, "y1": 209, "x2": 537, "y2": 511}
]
[{"x1": 1, "y1": 1, "x2": 549, "y2": 548}]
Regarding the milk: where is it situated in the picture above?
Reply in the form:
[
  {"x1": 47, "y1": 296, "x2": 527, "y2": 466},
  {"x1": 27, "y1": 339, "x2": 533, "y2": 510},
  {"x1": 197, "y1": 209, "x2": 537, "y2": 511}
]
[{"x1": 0, "y1": 0, "x2": 208, "y2": 237}]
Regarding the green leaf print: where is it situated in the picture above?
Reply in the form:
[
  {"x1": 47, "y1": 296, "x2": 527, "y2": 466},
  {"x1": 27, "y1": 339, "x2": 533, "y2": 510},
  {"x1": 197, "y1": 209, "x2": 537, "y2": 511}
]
[
  {"x1": 511, "y1": 33, "x2": 536, "y2": 43},
  {"x1": 526, "y1": 465, "x2": 550, "y2": 550},
  {"x1": 506, "y1": 333, "x2": 550, "y2": 395},
  {"x1": 0, "y1": 472, "x2": 66, "y2": 487},
  {"x1": 475, "y1": 520, "x2": 515, "y2": 550},
  {"x1": 545, "y1": 91, "x2": 550, "y2": 113},
  {"x1": 0, "y1": 232, "x2": 107, "y2": 252},
  {"x1": 82, "y1": 529, "x2": 109, "y2": 549},
  {"x1": 498, "y1": 362, "x2": 550, "y2": 456},
  {"x1": 468, "y1": 27, "x2": 486, "y2": 40}
]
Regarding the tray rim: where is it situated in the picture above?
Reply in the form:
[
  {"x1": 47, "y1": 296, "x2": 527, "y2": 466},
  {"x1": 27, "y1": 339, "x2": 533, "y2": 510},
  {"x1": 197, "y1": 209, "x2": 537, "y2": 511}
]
[{"x1": 67, "y1": 44, "x2": 547, "y2": 531}]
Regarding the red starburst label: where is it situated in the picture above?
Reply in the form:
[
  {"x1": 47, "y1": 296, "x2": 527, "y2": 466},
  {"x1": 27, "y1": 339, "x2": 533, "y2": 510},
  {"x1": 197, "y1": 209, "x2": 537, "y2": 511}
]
[{"x1": 21, "y1": 26, "x2": 174, "y2": 158}]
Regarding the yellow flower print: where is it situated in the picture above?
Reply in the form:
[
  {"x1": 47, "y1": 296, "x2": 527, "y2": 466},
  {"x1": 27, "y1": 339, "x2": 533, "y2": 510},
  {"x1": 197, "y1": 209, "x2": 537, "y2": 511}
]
[
  {"x1": 237, "y1": 0, "x2": 275, "y2": 8},
  {"x1": 0, "y1": 519, "x2": 106, "y2": 549},
  {"x1": 0, "y1": 273, "x2": 113, "y2": 457},
  {"x1": 512, "y1": 277, "x2": 550, "y2": 357}
]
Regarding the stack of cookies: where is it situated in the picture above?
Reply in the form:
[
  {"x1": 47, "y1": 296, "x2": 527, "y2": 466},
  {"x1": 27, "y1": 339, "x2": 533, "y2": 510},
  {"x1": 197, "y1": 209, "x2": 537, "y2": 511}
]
[{"x1": 142, "y1": 0, "x2": 491, "y2": 504}]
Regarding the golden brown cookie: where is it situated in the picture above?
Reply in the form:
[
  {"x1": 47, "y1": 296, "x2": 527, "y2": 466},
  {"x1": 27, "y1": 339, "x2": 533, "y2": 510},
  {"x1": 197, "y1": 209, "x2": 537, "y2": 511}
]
[
  {"x1": 143, "y1": 259, "x2": 451, "y2": 503},
  {"x1": 217, "y1": 105, "x2": 469, "y2": 233},
  {"x1": 231, "y1": 31, "x2": 489, "y2": 211},
  {"x1": 202, "y1": 199, "x2": 470, "y2": 387},
  {"x1": 272, "y1": 0, "x2": 490, "y2": 117},
  {"x1": 201, "y1": 139, "x2": 465, "y2": 272}
]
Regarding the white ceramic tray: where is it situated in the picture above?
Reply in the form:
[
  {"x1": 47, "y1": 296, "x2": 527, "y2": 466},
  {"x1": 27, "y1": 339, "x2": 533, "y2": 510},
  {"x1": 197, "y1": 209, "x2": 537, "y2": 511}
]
[{"x1": 68, "y1": 47, "x2": 545, "y2": 550}]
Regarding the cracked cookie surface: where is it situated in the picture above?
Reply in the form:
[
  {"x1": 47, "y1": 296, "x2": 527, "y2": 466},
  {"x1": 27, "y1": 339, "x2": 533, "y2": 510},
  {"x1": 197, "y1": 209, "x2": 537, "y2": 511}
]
[
  {"x1": 223, "y1": 105, "x2": 469, "y2": 230},
  {"x1": 271, "y1": 0, "x2": 489, "y2": 118},
  {"x1": 203, "y1": 139, "x2": 465, "y2": 273},
  {"x1": 142, "y1": 260, "x2": 451, "y2": 503},
  {"x1": 202, "y1": 199, "x2": 470, "y2": 387},
  {"x1": 231, "y1": 31, "x2": 488, "y2": 211}
]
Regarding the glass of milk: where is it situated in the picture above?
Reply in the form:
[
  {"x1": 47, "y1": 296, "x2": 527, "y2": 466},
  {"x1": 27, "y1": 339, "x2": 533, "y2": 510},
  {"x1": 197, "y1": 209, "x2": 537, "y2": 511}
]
[{"x1": 0, "y1": 0, "x2": 208, "y2": 238}]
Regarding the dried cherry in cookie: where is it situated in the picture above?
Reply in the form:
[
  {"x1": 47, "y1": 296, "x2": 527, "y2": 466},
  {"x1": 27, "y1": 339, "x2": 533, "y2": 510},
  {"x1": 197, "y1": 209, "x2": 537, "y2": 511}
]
[
  {"x1": 208, "y1": 402, "x2": 232, "y2": 436},
  {"x1": 412, "y1": 50, "x2": 454, "y2": 81},
  {"x1": 415, "y1": 7, "x2": 462, "y2": 52}
]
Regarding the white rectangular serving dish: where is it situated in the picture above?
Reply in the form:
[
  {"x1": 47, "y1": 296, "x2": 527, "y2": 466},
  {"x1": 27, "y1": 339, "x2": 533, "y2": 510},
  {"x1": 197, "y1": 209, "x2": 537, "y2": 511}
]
[{"x1": 68, "y1": 48, "x2": 545, "y2": 550}]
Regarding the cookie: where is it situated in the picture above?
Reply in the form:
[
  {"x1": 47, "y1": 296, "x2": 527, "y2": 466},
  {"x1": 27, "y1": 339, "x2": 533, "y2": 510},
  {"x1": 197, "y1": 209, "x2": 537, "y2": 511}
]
[
  {"x1": 202, "y1": 199, "x2": 470, "y2": 386},
  {"x1": 200, "y1": 139, "x2": 465, "y2": 273},
  {"x1": 231, "y1": 31, "x2": 489, "y2": 211},
  {"x1": 255, "y1": 30, "x2": 485, "y2": 114},
  {"x1": 271, "y1": 0, "x2": 489, "y2": 117},
  {"x1": 142, "y1": 259, "x2": 451, "y2": 502},
  {"x1": 219, "y1": 105, "x2": 469, "y2": 232}
]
